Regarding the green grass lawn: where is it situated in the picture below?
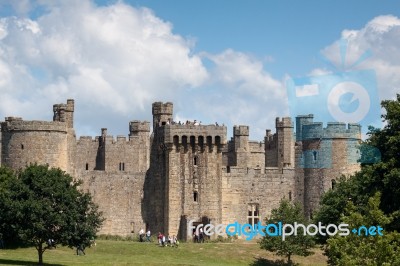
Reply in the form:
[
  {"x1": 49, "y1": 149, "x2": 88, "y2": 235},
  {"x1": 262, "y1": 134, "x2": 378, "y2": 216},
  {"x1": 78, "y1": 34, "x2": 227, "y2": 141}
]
[{"x1": 0, "y1": 240, "x2": 327, "y2": 266}]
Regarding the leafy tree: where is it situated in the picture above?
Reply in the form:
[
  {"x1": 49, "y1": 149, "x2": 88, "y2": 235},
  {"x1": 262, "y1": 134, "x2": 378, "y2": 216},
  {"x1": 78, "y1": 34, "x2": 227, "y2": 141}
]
[
  {"x1": 314, "y1": 94, "x2": 400, "y2": 234},
  {"x1": 0, "y1": 166, "x2": 19, "y2": 243},
  {"x1": 260, "y1": 199, "x2": 314, "y2": 265},
  {"x1": 325, "y1": 192, "x2": 400, "y2": 266},
  {"x1": 4, "y1": 164, "x2": 103, "y2": 265}
]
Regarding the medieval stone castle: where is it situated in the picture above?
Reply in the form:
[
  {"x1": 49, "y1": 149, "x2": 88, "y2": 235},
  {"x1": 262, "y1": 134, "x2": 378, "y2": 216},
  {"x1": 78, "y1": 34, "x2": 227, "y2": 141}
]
[{"x1": 0, "y1": 99, "x2": 361, "y2": 239}]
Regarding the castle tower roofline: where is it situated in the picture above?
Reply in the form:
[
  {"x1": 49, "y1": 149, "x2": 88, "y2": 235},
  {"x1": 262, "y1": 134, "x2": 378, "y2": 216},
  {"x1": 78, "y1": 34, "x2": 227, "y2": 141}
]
[
  {"x1": 233, "y1": 125, "x2": 249, "y2": 136},
  {"x1": 162, "y1": 124, "x2": 227, "y2": 145},
  {"x1": 276, "y1": 117, "x2": 293, "y2": 128},
  {"x1": 53, "y1": 99, "x2": 74, "y2": 128},
  {"x1": 296, "y1": 114, "x2": 314, "y2": 118},
  {"x1": 5, "y1": 117, "x2": 23, "y2": 122},
  {"x1": 130, "y1": 120, "x2": 150, "y2": 132},
  {"x1": 1, "y1": 119, "x2": 67, "y2": 133},
  {"x1": 152, "y1": 102, "x2": 173, "y2": 130},
  {"x1": 302, "y1": 122, "x2": 361, "y2": 140},
  {"x1": 152, "y1": 102, "x2": 173, "y2": 115},
  {"x1": 295, "y1": 114, "x2": 314, "y2": 141}
]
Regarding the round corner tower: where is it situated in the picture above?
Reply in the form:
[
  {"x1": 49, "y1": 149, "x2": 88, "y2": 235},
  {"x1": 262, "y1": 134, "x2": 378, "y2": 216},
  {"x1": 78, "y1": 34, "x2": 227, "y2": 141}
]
[
  {"x1": 1, "y1": 117, "x2": 70, "y2": 171},
  {"x1": 1, "y1": 99, "x2": 76, "y2": 173},
  {"x1": 299, "y1": 120, "x2": 361, "y2": 218}
]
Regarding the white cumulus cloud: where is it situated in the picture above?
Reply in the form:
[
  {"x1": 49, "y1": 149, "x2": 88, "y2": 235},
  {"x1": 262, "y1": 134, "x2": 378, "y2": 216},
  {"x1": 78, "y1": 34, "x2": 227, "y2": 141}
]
[
  {"x1": 320, "y1": 15, "x2": 400, "y2": 102},
  {"x1": 0, "y1": 1, "x2": 286, "y2": 140},
  {"x1": 0, "y1": 0, "x2": 208, "y2": 136}
]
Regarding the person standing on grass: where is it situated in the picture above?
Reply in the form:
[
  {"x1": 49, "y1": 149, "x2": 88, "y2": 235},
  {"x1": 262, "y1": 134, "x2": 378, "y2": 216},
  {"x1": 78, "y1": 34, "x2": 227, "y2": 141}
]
[
  {"x1": 146, "y1": 230, "x2": 151, "y2": 242},
  {"x1": 173, "y1": 236, "x2": 179, "y2": 248},
  {"x1": 199, "y1": 227, "x2": 204, "y2": 243},
  {"x1": 158, "y1": 232, "x2": 162, "y2": 246},
  {"x1": 162, "y1": 234, "x2": 166, "y2": 247},
  {"x1": 139, "y1": 228, "x2": 144, "y2": 242},
  {"x1": 171, "y1": 235, "x2": 178, "y2": 247},
  {"x1": 76, "y1": 244, "x2": 85, "y2": 256}
]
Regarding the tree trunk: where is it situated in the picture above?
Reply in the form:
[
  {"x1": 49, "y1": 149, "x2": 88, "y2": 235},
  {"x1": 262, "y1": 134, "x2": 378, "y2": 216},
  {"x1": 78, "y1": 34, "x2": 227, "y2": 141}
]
[
  {"x1": 38, "y1": 243, "x2": 44, "y2": 265},
  {"x1": 287, "y1": 252, "x2": 292, "y2": 265}
]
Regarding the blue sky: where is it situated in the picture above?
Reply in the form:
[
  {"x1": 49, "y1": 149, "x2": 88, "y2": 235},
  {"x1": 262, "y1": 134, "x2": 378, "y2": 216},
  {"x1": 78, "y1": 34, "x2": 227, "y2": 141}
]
[
  {"x1": 0, "y1": 0, "x2": 399, "y2": 139},
  {"x1": 120, "y1": 0, "x2": 400, "y2": 76}
]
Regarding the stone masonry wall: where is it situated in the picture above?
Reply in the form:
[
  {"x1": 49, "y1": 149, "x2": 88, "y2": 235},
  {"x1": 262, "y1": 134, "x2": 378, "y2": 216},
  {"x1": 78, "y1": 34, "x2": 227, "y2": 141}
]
[
  {"x1": 1, "y1": 118, "x2": 69, "y2": 170},
  {"x1": 78, "y1": 170, "x2": 146, "y2": 236},
  {"x1": 75, "y1": 136, "x2": 101, "y2": 172},
  {"x1": 166, "y1": 142, "x2": 223, "y2": 238},
  {"x1": 221, "y1": 167, "x2": 296, "y2": 227}
]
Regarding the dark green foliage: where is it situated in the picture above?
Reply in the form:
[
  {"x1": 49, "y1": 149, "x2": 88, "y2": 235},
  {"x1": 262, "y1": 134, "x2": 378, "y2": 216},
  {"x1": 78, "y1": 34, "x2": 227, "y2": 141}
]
[
  {"x1": 0, "y1": 164, "x2": 103, "y2": 265},
  {"x1": 324, "y1": 193, "x2": 400, "y2": 266},
  {"x1": 0, "y1": 166, "x2": 19, "y2": 242},
  {"x1": 314, "y1": 94, "x2": 400, "y2": 236},
  {"x1": 260, "y1": 199, "x2": 314, "y2": 265}
]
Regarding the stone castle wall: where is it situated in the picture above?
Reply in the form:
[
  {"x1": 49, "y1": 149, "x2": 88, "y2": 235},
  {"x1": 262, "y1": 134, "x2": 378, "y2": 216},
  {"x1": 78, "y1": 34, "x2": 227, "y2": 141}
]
[
  {"x1": 1, "y1": 117, "x2": 70, "y2": 171},
  {"x1": 79, "y1": 170, "x2": 146, "y2": 235},
  {"x1": 0, "y1": 99, "x2": 362, "y2": 238},
  {"x1": 221, "y1": 167, "x2": 296, "y2": 226}
]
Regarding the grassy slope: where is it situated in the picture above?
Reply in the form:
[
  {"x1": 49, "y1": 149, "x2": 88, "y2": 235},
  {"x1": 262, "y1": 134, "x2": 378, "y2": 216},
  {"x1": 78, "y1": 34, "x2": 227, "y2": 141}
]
[{"x1": 0, "y1": 240, "x2": 327, "y2": 266}]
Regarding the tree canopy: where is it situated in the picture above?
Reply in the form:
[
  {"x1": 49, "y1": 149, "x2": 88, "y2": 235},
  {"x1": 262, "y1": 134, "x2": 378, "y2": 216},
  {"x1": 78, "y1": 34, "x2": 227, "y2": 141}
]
[
  {"x1": 324, "y1": 192, "x2": 400, "y2": 266},
  {"x1": 260, "y1": 199, "x2": 314, "y2": 265},
  {"x1": 0, "y1": 164, "x2": 103, "y2": 265},
  {"x1": 314, "y1": 95, "x2": 400, "y2": 263},
  {"x1": 314, "y1": 94, "x2": 400, "y2": 233}
]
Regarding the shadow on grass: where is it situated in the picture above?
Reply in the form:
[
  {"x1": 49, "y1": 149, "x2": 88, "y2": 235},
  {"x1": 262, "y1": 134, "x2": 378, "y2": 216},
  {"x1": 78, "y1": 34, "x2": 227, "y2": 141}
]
[
  {"x1": 0, "y1": 259, "x2": 64, "y2": 266},
  {"x1": 250, "y1": 257, "x2": 299, "y2": 266}
]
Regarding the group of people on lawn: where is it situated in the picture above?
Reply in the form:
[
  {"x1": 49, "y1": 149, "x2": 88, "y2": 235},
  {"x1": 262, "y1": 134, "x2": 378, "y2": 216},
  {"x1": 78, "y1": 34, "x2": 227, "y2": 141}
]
[
  {"x1": 192, "y1": 227, "x2": 205, "y2": 243},
  {"x1": 157, "y1": 233, "x2": 179, "y2": 247},
  {"x1": 138, "y1": 229, "x2": 179, "y2": 247},
  {"x1": 138, "y1": 227, "x2": 207, "y2": 246}
]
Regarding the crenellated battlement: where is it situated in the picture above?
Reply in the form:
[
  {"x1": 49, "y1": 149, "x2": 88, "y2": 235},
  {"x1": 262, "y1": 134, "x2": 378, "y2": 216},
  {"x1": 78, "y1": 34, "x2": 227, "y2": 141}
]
[
  {"x1": 301, "y1": 122, "x2": 361, "y2": 140},
  {"x1": 152, "y1": 102, "x2": 173, "y2": 115},
  {"x1": 152, "y1": 102, "x2": 173, "y2": 130},
  {"x1": 234, "y1": 125, "x2": 249, "y2": 136},
  {"x1": 129, "y1": 120, "x2": 150, "y2": 136},
  {"x1": 5, "y1": 116, "x2": 23, "y2": 122},
  {"x1": 1, "y1": 119, "x2": 68, "y2": 133},
  {"x1": 276, "y1": 117, "x2": 293, "y2": 128},
  {"x1": 78, "y1": 136, "x2": 97, "y2": 142},
  {"x1": 161, "y1": 124, "x2": 227, "y2": 145},
  {"x1": 53, "y1": 99, "x2": 74, "y2": 128},
  {"x1": 295, "y1": 114, "x2": 361, "y2": 140}
]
